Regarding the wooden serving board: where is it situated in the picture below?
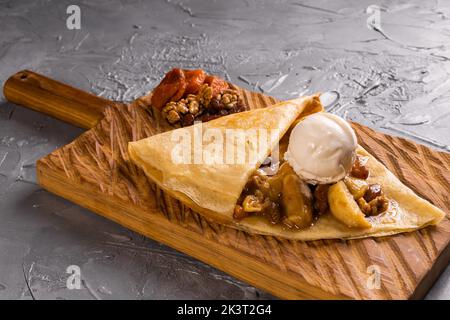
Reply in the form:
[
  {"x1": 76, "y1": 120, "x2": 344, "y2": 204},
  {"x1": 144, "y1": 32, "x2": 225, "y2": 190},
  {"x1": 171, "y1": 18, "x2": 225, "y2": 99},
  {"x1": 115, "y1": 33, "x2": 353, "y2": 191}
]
[{"x1": 4, "y1": 70, "x2": 450, "y2": 300}]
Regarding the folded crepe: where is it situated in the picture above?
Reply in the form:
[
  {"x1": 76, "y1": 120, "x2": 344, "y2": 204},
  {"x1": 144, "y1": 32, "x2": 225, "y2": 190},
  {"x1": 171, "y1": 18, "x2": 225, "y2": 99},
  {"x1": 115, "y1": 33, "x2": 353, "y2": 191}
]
[{"x1": 128, "y1": 96, "x2": 445, "y2": 240}]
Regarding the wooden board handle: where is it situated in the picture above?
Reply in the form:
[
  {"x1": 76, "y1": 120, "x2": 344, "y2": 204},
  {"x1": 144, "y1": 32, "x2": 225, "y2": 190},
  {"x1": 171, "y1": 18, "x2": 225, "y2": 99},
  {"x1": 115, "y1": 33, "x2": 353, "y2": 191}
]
[{"x1": 3, "y1": 70, "x2": 113, "y2": 129}]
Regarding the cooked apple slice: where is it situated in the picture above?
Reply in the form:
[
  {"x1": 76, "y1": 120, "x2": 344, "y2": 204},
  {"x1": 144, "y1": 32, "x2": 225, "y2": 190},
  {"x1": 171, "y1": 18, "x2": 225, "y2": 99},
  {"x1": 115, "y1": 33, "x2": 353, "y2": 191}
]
[
  {"x1": 344, "y1": 176, "x2": 368, "y2": 200},
  {"x1": 328, "y1": 181, "x2": 371, "y2": 229},
  {"x1": 281, "y1": 174, "x2": 313, "y2": 229}
]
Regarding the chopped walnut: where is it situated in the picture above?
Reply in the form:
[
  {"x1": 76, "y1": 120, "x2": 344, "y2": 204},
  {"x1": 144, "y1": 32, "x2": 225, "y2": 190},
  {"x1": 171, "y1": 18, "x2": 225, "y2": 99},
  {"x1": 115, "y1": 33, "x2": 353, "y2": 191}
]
[
  {"x1": 162, "y1": 101, "x2": 187, "y2": 124},
  {"x1": 160, "y1": 81, "x2": 246, "y2": 126},
  {"x1": 357, "y1": 196, "x2": 389, "y2": 216},
  {"x1": 188, "y1": 100, "x2": 200, "y2": 115},
  {"x1": 364, "y1": 183, "x2": 382, "y2": 202},
  {"x1": 161, "y1": 102, "x2": 175, "y2": 113},
  {"x1": 210, "y1": 89, "x2": 240, "y2": 111},
  {"x1": 186, "y1": 94, "x2": 197, "y2": 102},
  {"x1": 166, "y1": 110, "x2": 180, "y2": 124},
  {"x1": 161, "y1": 102, "x2": 182, "y2": 124},
  {"x1": 221, "y1": 90, "x2": 239, "y2": 109},
  {"x1": 176, "y1": 101, "x2": 189, "y2": 114},
  {"x1": 198, "y1": 84, "x2": 213, "y2": 107},
  {"x1": 162, "y1": 95, "x2": 201, "y2": 124}
]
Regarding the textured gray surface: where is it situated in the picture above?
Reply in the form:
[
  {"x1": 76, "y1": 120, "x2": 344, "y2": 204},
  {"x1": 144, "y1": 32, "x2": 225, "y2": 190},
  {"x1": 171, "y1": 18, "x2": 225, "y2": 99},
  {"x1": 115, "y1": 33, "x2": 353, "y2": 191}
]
[{"x1": 0, "y1": 0, "x2": 449, "y2": 300}]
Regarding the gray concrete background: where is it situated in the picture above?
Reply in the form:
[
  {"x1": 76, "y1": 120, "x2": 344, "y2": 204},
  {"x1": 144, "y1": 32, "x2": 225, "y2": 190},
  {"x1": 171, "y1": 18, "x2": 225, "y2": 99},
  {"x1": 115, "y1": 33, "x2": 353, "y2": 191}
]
[{"x1": 0, "y1": 0, "x2": 449, "y2": 299}]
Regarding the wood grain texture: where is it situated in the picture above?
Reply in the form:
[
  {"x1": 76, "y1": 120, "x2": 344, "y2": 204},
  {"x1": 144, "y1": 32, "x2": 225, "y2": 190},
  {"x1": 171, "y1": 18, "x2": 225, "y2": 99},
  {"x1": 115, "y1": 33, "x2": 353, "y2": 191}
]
[
  {"x1": 3, "y1": 70, "x2": 113, "y2": 129},
  {"x1": 36, "y1": 88, "x2": 450, "y2": 300}
]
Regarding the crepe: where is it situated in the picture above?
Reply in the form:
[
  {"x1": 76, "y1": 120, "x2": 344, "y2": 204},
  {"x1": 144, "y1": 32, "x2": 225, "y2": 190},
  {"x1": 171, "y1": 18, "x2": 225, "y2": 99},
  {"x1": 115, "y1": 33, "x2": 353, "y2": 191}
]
[
  {"x1": 128, "y1": 95, "x2": 445, "y2": 240},
  {"x1": 129, "y1": 96, "x2": 322, "y2": 224}
]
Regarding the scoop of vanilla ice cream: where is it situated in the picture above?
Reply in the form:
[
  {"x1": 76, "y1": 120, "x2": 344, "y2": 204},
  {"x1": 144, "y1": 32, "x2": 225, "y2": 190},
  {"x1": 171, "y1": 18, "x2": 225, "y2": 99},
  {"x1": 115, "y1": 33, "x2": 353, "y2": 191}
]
[{"x1": 284, "y1": 113, "x2": 357, "y2": 184}]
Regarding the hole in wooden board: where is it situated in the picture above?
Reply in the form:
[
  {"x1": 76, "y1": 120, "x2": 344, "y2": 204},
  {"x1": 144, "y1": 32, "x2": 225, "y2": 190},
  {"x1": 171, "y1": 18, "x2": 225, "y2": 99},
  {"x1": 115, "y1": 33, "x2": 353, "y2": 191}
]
[{"x1": 19, "y1": 73, "x2": 28, "y2": 80}]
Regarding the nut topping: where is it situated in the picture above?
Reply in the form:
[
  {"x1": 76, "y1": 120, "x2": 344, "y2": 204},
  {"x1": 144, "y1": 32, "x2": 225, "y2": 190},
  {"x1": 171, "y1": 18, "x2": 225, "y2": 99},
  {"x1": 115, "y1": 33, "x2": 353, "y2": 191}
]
[
  {"x1": 350, "y1": 155, "x2": 369, "y2": 179},
  {"x1": 198, "y1": 84, "x2": 213, "y2": 107},
  {"x1": 357, "y1": 196, "x2": 389, "y2": 216},
  {"x1": 154, "y1": 69, "x2": 248, "y2": 127},
  {"x1": 364, "y1": 183, "x2": 383, "y2": 202},
  {"x1": 160, "y1": 82, "x2": 246, "y2": 126}
]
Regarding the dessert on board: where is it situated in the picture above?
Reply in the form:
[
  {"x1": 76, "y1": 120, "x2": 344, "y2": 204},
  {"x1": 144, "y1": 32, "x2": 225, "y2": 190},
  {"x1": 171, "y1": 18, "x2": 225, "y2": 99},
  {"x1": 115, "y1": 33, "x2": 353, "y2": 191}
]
[{"x1": 129, "y1": 74, "x2": 445, "y2": 240}]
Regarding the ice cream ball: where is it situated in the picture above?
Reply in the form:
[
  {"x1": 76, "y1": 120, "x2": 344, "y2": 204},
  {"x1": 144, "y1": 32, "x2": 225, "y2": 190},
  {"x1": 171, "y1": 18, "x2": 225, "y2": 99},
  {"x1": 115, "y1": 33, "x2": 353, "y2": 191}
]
[{"x1": 284, "y1": 113, "x2": 357, "y2": 184}]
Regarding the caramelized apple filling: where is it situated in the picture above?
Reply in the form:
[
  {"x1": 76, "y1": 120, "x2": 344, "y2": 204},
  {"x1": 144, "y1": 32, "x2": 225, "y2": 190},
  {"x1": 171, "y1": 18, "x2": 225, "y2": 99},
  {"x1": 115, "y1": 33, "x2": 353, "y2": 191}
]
[
  {"x1": 234, "y1": 155, "x2": 391, "y2": 229},
  {"x1": 234, "y1": 163, "x2": 313, "y2": 229}
]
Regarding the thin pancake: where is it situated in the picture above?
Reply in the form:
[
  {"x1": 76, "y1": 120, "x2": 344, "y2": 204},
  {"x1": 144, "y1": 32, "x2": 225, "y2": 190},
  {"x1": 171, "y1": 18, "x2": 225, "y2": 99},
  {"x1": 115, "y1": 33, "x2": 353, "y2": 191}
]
[
  {"x1": 129, "y1": 95, "x2": 323, "y2": 225},
  {"x1": 128, "y1": 97, "x2": 445, "y2": 240}
]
